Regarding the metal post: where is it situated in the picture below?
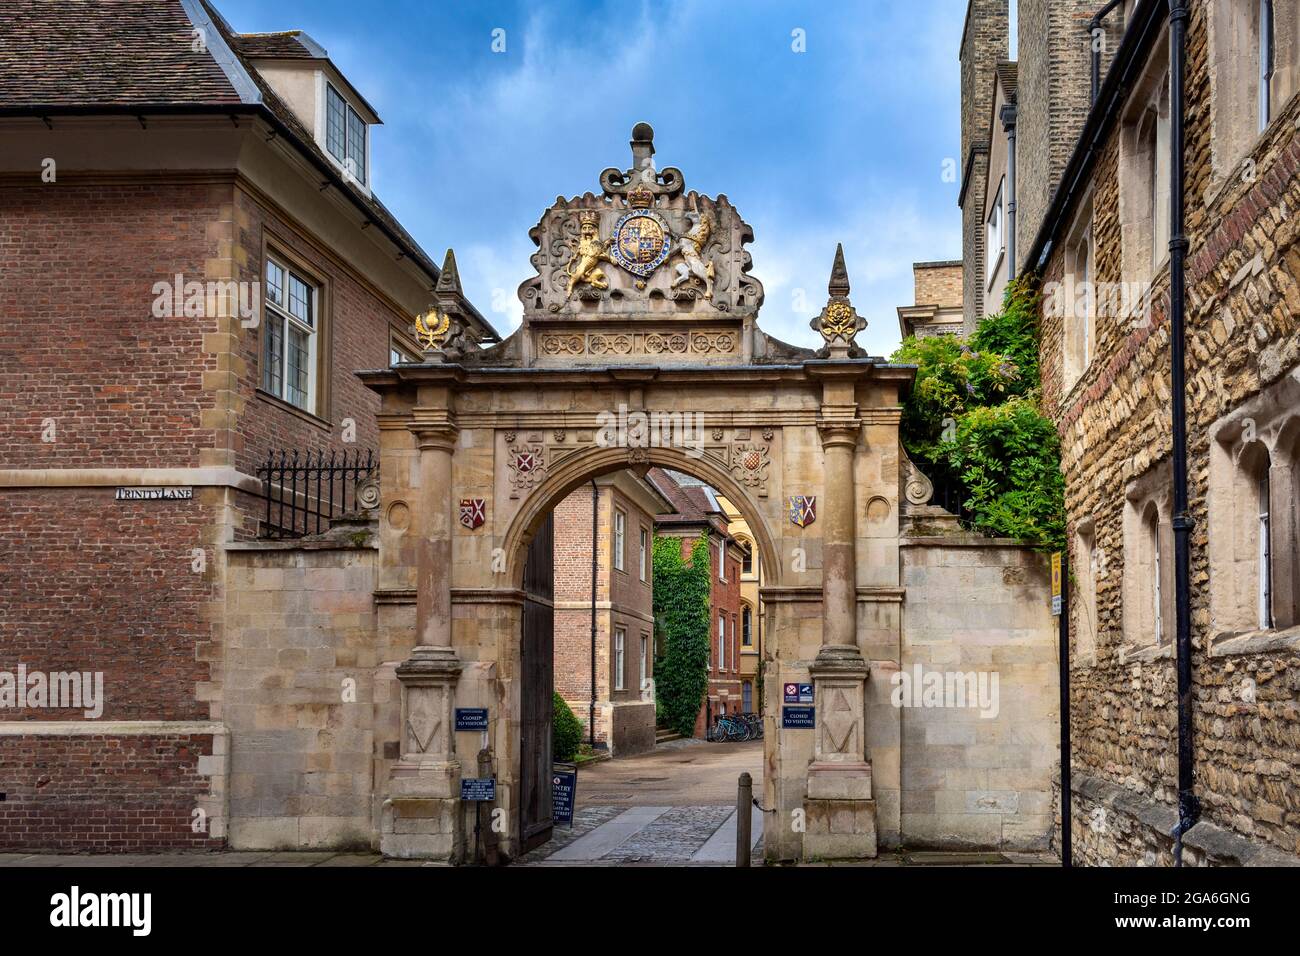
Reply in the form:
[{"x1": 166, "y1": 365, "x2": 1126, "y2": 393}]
[
  {"x1": 736, "y1": 771, "x2": 752, "y2": 867},
  {"x1": 1168, "y1": 0, "x2": 1199, "y2": 867},
  {"x1": 1059, "y1": 551, "x2": 1072, "y2": 867}
]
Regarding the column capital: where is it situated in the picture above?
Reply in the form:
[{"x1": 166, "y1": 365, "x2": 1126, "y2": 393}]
[
  {"x1": 816, "y1": 419, "x2": 861, "y2": 450},
  {"x1": 408, "y1": 417, "x2": 460, "y2": 451}
]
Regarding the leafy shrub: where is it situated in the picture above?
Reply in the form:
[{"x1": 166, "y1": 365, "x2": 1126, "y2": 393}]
[
  {"x1": 552, "y1": 691, "x2": 583, "y2": 762},
  {"x1": 892, "y1": 278, "x2": 1064, "y2": 551},
  {"x1": 651, "y1": 534, "x2": 711, "y2": 737}
]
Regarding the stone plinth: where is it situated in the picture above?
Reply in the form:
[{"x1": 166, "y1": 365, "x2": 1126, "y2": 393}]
[{"x1": 379, "y1": 646, "x2": 463, "y2": 861}]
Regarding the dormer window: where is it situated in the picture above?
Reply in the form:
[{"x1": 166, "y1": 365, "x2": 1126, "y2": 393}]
[{"x1": 326, "y1": 83, "x2": 367, "y2": 185}]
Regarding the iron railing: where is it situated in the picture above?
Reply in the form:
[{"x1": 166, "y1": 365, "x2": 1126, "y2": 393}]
[{"x1": 256, "y1": 448, "x2": 375, "y2": 539}]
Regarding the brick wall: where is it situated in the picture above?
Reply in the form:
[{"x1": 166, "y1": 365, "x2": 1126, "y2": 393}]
[
  {"x1": 1038, "y1": 1, "x2": 1300, "y2": 861},
  {"x1": 0, "y1": 180, "x2": 225, "y2": 468},
  {"x1": 913, "y1": 262, "x2": 963, "y2": 309},
  {"x1": 0, "y1": 733, "x2": 223, "y2": 852},
  {"x1": 959, "y1": 0, "x2": 1008, "y2": 329},
  {"x1": 1015, "y1": 0, "x2": 1097, "y2": 276}
]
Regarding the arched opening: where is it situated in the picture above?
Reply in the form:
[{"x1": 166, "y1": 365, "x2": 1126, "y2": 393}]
[{"x1": 502, "y1": 446, "x2": 775, "y2": 864}]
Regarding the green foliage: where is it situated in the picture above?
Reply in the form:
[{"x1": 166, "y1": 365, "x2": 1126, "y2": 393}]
[
  {"x1": 552, "y1": 691, "x2": 583, "y2": 762},
  {"x1": 947, "y1": 398, "x2": 1066, "y2": 548},
  {"x1": 891, "y1": 278, "x2": 1064, "y2": 551},
  {"x1": 651, "y1": 534, "x2": 712, "y2": 737}
]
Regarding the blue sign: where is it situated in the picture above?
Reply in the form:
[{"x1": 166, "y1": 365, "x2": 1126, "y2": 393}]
[
  {"x1": 455, "y1": 708, "x2": 489, "y2": 731},
  {"x1": 782, "y1": 706, "x2": 815, "y2": 729},
  {"x1": 784, "y1": 683, "x2": 814, "y2": 704},
  {"x1": 460, "y1": 777, "x2": 496, "y2": 802},
  {"x1": 552, "y1": 770, "x2": 577, "y2": 827}
]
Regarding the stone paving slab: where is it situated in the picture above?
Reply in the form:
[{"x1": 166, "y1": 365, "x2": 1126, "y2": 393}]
[{"x1": 544, "y1": 806, "x2": 670, "y2": 861}]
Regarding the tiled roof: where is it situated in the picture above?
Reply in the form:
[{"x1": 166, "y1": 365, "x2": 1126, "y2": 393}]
[
  {"x1": 0, "y1": 0, "x2": 500, "y2": 341},
  {"x1": 232, "y1": 32, "x2": 317, "y2": 59},
  {"x1": 0, "y1": 0, "x2": 243, "y2": 107},
  {"x1": 647, "y1": 468, "x2": 730, "y2": 535}
]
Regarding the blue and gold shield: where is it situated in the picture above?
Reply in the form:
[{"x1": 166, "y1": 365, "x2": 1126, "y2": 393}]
[
  {"x1": 610, "y1": 210, "x2": 670, "y2": 277},
  {"x1": 788, "y1": 495, "x2": 816, "y2": 528}
]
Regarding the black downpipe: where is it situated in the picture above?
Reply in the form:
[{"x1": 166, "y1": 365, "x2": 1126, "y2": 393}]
[
  {"x1": 1002, "y1": 103, "x2": 1018, "y2": 278},
  {"x1": 589, "y1": 480, "x2": 598, "y2": 748},
  {"x1": 1168, "y1": 0, "x2": 1200, "y2": 866}
]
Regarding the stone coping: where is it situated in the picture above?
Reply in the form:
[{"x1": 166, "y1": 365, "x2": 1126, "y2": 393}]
[
  {"x1": 0, "y1": 720, "x2": 226, "y2": 736},
  {"x1": 225, "y1": 539, "x2": 376, "y2": 552},
  {"x1": 1209, "y1": 624, "x2": 1300, "y2": 658},
  {"x1": 899, "y1": 535, "x2": 1039, "y2": 548},
  {"x1": 1070, "y1": 773, "x2": 1300, "y2": 867},
  {"x1": 0, "y1": 467, "x2": 260, "y2": 493}
]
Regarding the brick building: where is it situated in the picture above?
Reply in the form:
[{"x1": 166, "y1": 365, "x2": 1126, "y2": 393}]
[
  {"x1": 0, "y1": 0, "x2": 496, "y2": 851},
  {"x1": 647, "y1": 469, "x2": 744, "y2": 738},
  {"x1": 965, "y1": 0, "x2": 1300, "y2": 864},
  {"x1": 551, "y1": 472, "x2": 672, "y2": 756},
  {"x1": 897, "y1": 260, "x2": 964, "y2": 339},
  {"x1": 716, "y1": 492, "x2": 764, "y2": 716}
]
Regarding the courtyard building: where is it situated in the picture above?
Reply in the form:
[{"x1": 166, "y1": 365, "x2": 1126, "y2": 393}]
[{"x1": 960, "y1": 0, "x2": 1300, "y2": 864}]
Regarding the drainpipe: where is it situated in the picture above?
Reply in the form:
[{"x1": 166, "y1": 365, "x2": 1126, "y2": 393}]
[
  {"x1": 590, "y1": 479, "x2": 598, "y2": 749},
  {"x1": 1167, "y1": 0, "x2": 1199, "y2": 866},
  {"x1": 1090, "y1": 0, "x2": 1125, "y2": 104},
  {"x1": 1000, "y1": 102, "x2": 1018, "y2": 278}
]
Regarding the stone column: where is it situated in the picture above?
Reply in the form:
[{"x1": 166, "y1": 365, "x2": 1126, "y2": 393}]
[
  {"x1": 380, "y1": 418, "x2": 464, "y2": 861},
  {"x1": 803, "y1": 418, "x2": 877, "y2": 859}
]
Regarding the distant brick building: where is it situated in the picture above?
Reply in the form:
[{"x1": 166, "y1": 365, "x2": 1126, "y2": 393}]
[
  {"x1": 551, "y1": 472, "x2": 671, "y2": 756},
  {"x1": 897, "y1": 260, "x2": 964, "y2": 339},
  {"x1": 0, "y1": 0, "x2": 496, "y2": 851},
  {"x1": 647, "y1": 469, "x2": 744, "y2": 738}
]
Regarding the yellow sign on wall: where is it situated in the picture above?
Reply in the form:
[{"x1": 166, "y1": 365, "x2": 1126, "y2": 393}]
[{"x1": 1050, "y1": 552, "x2": 1062, "y2": 616}]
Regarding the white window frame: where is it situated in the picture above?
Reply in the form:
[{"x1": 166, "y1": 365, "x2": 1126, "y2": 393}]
[
  {"x1": 718, "y1": 538, "x2": 727, "y2": 583},
  {"x1": 613, "y1": 509, "x2": 626, "y2": 572},
  {"x1": 1150, "y1": 506, "x2": 1164, "y2": 645},
  {"x1": 1260, "y1": 0, "x2": 1275, "y2": 132},
  {"x1": 614, "y1": 627, "x2": 626, "y2": 691},
  {"x1": 262, "y1": 255, "x2": 319, "y2": 413},
  {"x1": 639, "y1": 634, "x2": 648, "y2": 689},
  {"x1": 986, "y1": 176, "x2": 1005, "y2": 289},
  {"x1": 639, "y1": 527, "x2": 648, "y2": 582},
  {"x1": 718, "y1": 613, "x2": 726, "y2": 671},
  {"x1": 325, "y1": 82, "x2": 368, "y2": 186},
  {"x1": 1258, "y1": 467, "x2": 1273, "y2": 629}
]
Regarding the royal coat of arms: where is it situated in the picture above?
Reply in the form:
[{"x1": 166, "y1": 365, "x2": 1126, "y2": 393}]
[
  {"x1": 609, "y1": 187, "x2": 671, "y2": 278},
  {"x1": 789, "y1": 495, "x2": 817, "y2": 528},
  {"x1": 459, "y1": 497, "x2": 486, "y2": 530}
]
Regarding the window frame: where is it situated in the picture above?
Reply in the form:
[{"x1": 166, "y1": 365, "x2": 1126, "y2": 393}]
[
  {"x1": 614, "y1": 627, "x2": 626, "y2": 691},
  {"x1": 742, "y1": 604, "x2": 753, "y2": 647},
  {"x1": 1062, "y1": 195, "x2": 1096, "y2": 393},
  {"x1": 1260, "y1": 0, "x2": 1276, "y2": 132},
  {"x1": 261, "y1": 252, "x2": 322, "y2": 416},
  {"x1": 717, "y1": 612, "x2": 726, "y2": 672},
  {"x1": 638, "y1": 526, "x2": 648, "y2": 582},
  {"x1": 986, "y1": 176, "x2": 1005, "y2": 290},
  {"x1": 639, "y1": 633, "x2": 648, "y2": 690},
  {"x1": 325, "y1": 82, "x2": 368, "y2": 186},
  {"x1": 613, "y1": 508, "x2": 626, "y2": 573}
]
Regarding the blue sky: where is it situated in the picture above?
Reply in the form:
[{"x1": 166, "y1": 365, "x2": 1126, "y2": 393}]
[{"x1": 217, "y1": 0, "x2": 969, "y2": 357}]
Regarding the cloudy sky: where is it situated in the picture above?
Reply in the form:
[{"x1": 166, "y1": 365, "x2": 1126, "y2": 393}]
[{"x1": 217, "y1": 0, "x2": 969, "y2": 357}]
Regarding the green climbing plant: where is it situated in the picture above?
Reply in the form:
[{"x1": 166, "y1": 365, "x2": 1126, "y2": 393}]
[
  {"x1": 892, "y1": 276, "x2": 1065, "y2": 551},
  {"x1": 651, "y1": 533, "x2": 712, "y2": 738}
]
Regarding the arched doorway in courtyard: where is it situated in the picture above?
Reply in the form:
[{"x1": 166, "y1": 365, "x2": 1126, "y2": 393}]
[{"x1": 359, "y1": 124, "x2": 916, "y2": 863}]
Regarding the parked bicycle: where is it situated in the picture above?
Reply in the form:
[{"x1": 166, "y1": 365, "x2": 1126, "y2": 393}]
[{"x1": 707, "y1": 712, "x2": 764, "y2": 742}]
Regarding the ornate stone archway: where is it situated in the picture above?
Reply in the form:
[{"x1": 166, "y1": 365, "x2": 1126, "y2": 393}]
[{"x1": 360, "y1": 124, "x2": 915, "y2": 863}]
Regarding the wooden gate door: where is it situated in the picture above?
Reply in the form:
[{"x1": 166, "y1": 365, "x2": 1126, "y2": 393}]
[{"x1": 518, "y1": 513, "x2": 555, "y2": 853}]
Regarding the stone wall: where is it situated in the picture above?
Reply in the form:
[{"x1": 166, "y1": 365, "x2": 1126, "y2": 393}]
[
  {"x1": 221, "y1": 539, "x2": 382, "y2": 850},
  {"x1": 897, "y1": 535, "x2": 1058, "y2": 850},
  {"x1": 1038, "y1": 1, "x2": 1300, "y2": 861}
]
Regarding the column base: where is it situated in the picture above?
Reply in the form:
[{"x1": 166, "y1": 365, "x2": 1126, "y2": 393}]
[
  {"x1": 802, "y1": 763, "x2": 877, "y2": 860},
  {"x1": 380, "y1": 764, "x2": 464, "y2": 861}
]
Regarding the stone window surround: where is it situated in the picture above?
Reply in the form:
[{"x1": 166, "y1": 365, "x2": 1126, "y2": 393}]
[
  {"x1": 1207, "y1": 365, "x2": 1300, "y2": 650},
  {"x1": 1118, "y1": 23, "x2": 1172, "y2": 287},
  {"x1": 1061, "y1": 192, "x2": 1096, "y2": 396},
  {"x1": 1121, "y1": 460, "x2": 1175, "y2": 657},
  {"x1": 1072, "y1": 516, "x2": 1100, "y2": 668},
  {"x1": 1206, "y1": 0, "x2": 1300, "y2": 192}
]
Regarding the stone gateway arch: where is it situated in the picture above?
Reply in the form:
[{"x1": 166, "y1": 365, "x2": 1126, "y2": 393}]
[{"x1": 358, "y1": 125, "x2": 1048, "y2": 863}]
